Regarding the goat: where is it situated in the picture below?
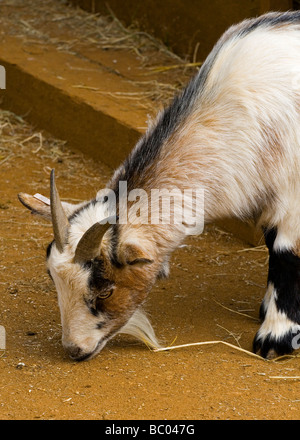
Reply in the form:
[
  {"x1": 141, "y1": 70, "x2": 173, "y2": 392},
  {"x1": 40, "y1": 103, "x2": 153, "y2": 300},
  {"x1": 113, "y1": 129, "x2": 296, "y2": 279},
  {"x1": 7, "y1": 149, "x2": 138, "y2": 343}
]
[{"x1": 19, "y1": 11, "x2": 300, "y2": 360}]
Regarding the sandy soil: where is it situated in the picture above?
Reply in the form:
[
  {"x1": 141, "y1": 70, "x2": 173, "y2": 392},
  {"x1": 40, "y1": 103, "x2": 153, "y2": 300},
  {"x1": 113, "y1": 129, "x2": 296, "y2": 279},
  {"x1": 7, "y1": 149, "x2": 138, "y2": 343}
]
[{"x1": 0, "y1": 110, "x2": 300, "y2": 421}]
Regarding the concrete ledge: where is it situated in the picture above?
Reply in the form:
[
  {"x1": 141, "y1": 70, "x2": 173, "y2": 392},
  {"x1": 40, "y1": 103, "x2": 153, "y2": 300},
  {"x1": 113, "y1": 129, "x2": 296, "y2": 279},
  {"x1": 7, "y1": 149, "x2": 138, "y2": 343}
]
[{"x1": 2, "y1": 59, "x2": 141, "y2": 169}]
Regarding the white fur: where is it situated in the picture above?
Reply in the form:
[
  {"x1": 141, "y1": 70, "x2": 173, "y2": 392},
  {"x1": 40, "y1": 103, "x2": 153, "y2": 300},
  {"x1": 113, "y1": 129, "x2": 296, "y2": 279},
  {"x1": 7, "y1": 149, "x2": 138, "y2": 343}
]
[
  {"x1": 257, "y1": 283, "x2": 300, "y2": 341},
  {"x1": 120, "y1": 308, "x2": 161, "y2": 349},
  {"x1": 181, "y1": 27, "x2": 300, "y2": 227}
]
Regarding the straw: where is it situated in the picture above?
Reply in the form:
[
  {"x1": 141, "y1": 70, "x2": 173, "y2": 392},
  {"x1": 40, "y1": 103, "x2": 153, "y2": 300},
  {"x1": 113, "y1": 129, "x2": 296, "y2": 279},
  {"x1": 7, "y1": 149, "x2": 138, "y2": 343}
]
[{"x1": 153, "y1": 340, "x2": 265, "y2": 361}]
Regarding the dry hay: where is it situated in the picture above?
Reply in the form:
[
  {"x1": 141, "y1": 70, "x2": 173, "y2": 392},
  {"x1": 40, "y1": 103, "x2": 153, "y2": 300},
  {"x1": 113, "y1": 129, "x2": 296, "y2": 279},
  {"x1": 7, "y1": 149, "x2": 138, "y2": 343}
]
[
  {"x1": 0, "y1": 110, "x2": 68, "y2": 167},
  {"x1": 1, "y1": 0, "x2": 200, "y2": 108},
  {"x1": 153, "y1": 339, "x2": 300, "y2": 364},
  {"x1": 0, "y1": 109, "x2": 111, "y2": 197},
  {"x1": 3, "y1": 0, "x2": 185, "y2": 64}
]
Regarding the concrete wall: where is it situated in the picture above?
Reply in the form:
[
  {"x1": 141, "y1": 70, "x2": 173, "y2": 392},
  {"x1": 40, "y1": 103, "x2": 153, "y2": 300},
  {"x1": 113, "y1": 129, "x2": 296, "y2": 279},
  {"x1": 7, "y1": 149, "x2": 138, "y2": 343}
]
[{"x1": 70, "y1": 0, "x2": 293, "y2": 60}]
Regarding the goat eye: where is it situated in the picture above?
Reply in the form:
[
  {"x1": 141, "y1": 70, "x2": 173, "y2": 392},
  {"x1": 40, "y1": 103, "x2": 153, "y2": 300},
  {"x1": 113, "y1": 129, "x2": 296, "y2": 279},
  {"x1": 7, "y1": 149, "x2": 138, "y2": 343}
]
[
  {"x1": 98, "y1": 288, "x2": 114, "y2": 300},
  {"x1": 83, "y1": 260, "x2": 93, "y2": 270},
  {"x1": 93, "y1": 289, "x2": 114, "y2": 313}
]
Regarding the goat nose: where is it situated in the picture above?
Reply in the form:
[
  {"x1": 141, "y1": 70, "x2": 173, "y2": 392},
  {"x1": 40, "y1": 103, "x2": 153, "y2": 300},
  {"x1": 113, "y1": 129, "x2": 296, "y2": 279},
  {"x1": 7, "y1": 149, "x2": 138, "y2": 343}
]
[
  {"x1": 66, "y1": 343, "x2": 81, "y2": 359},
  {"x1": 64, "y1": 343, "x2": 87, "y2": 361}
]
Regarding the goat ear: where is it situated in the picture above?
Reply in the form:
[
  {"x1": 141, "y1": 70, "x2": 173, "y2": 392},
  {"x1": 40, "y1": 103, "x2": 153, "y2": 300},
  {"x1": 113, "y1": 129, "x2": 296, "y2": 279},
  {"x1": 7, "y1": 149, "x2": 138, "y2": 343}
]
[
  {"x1": 18, "y1": 193, "x2": 52, "y2": 221},
  {"x1": 157, "y1": 258, "x2": 170, "y2": 279},
  {"x1": 120, "y1": 241, "x2": 154, "y2": 266},
  {"x1": 19, "y1": 192, "x2": 87, "y2": 221}
]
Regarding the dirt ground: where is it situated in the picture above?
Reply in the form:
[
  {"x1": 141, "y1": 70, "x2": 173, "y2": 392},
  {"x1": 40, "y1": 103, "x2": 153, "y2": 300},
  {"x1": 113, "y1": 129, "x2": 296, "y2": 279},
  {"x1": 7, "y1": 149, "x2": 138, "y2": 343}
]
[{"x1": 0, "y1": 110, "x2": 300, "y2": 421}]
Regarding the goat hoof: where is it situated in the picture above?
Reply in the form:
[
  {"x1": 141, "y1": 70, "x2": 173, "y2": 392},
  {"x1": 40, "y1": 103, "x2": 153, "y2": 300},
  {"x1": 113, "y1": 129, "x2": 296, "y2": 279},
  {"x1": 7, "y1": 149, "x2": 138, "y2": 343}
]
[{"x1": 253, "y1": 330, "x2": 298, "y2": 359}]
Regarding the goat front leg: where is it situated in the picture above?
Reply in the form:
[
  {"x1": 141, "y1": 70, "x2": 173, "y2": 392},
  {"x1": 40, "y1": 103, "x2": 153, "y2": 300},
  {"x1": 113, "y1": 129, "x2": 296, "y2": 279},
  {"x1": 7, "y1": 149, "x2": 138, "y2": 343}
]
[{"x1": 253, "y1": 227, "x2": 300, "y2": 359}]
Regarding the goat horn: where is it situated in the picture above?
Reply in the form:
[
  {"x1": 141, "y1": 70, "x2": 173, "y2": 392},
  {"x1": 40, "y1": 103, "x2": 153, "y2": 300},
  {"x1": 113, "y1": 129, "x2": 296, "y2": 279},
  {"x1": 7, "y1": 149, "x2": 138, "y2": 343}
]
[
  {"x1": 50, "y1": 169, "x2": 69, "y2": 253},
  {"x1": 74, "y1": 216, "x2": 116, "y2": 264}
]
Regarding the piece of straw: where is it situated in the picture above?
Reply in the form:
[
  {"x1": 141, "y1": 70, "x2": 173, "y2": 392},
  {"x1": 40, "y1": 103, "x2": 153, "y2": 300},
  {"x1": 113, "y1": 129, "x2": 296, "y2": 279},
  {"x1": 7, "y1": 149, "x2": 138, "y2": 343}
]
[
  {"x1": 146, "y1": 62, "x2": 202, "y2": 73},
  {"x1": 269, "y1": 376, "x2": 300, "y2": 380},
  {"x1": 153, "y1": 340, "x2": 265, "y2": 361},
  {"x1": 213, "y1": 299, "x2": 259, "y2": 321}
]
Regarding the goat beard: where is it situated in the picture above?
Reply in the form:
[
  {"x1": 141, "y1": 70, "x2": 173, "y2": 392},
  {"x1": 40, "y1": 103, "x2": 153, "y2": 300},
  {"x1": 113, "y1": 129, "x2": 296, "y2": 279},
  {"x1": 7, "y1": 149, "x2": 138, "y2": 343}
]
[{"x1": 119, "y1": 308, "x2": 161, "y2": 349}]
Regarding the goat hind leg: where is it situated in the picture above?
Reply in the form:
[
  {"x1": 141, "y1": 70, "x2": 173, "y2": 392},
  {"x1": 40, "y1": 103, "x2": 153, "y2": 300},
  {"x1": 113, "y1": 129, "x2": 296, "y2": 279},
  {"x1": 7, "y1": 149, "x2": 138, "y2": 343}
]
[{"x1": 253, "y1": 227, "x2": 300, "y2": 358}]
